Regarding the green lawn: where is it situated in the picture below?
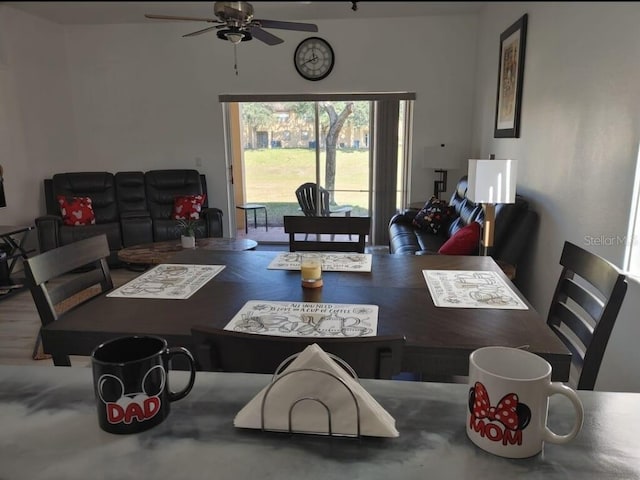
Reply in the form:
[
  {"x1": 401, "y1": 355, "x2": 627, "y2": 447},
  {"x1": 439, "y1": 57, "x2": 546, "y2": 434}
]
[
  {"x1": 243, "y1": 148, "x2": 370, "y2": 227},
  {"x1": 243, "y1": 148, "x2": 370, "y2": 206}
]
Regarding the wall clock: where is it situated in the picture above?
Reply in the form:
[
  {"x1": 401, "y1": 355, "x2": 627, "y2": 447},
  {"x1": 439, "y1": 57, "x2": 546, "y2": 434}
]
[{"x1": 294, "y1": 37, "x2": 335, "y2": 81}]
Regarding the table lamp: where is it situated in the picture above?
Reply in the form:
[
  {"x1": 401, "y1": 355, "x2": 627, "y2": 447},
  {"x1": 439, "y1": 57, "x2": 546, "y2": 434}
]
[{"x1": 467, "y1": 159, "x2": 517, "y2": 256}]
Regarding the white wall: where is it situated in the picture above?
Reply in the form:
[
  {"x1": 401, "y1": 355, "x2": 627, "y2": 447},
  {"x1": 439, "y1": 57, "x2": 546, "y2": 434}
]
[
  {"x1": 61, "y1": 15, "x2": 478, "y2": 226},
  {"x1": 472, "y1": 2, "x2": 640, "y2": 391},
  {"x1": 0, "y1": 6, "x2": 76, "y2": 227}
]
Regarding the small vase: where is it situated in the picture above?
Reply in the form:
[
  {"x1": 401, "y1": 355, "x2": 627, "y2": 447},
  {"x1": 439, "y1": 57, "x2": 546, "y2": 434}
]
[{"x1": 181, "y1": 235, "x2": 196, "y2": 249}]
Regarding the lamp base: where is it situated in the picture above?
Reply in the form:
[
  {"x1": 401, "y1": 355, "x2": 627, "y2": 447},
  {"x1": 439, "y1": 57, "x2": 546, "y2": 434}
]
[{"x1": 480, "y1": 203, "x2": 496, "y2": 256}]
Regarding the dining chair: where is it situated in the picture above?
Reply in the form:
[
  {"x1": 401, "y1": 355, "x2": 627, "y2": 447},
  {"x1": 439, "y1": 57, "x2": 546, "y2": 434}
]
[
  {"x1": 190, "y1": 326, "x2": 405, "y2": 379},
  {"x1": 547, "y1": 241, "x2": 627, "y2": 390},
  {"x1": 283, "y1": 215, "x2": 371, "y2": 253},
  {"x1": 24, "y1": 234, "x2": 113, "y2": 366}
]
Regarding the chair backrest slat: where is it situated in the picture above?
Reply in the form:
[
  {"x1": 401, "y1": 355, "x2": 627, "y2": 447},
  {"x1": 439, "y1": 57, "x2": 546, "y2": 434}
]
[
  {"x1": 46, "y1": 269, "x2": 111, "y2": 307},
  {"x1": 560, "y1": 277, "x2": 605, "y2": 321},
  {"x1": 548, "y1": 324, "x2": 586, "y2": 370},
  {"x1": 26, "y1": 234, "x2": 111, "y2": 284},
  {"x1": 547, "y1": 241, "x2": 627, "y2": 390},
  {"x1": 191, "y1": 326, "x2": 405, "y2": 379},
  {"x1": 553, "y1": 302, "x2": 595, "y2": 348},
  {"x1": 560, "y1": 243, "x2": 623, "y2": 298},
  {"x1": 284, "y1": 216, "x2": 370, "y2": 253}
]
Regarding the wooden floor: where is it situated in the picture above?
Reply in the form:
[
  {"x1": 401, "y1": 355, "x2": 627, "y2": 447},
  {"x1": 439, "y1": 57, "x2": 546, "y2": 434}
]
[{"x1": 0, "y1": 268, "x2": 140, "y2": 367}]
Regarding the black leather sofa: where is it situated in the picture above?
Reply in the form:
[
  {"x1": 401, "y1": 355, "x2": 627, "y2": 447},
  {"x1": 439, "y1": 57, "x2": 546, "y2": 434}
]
[
  {"x1": 388, "y1": 176, "x2": 538, "y2": 267},
  {"x1": 36, "y1": 169, "x2": 223, "y2": 265}
]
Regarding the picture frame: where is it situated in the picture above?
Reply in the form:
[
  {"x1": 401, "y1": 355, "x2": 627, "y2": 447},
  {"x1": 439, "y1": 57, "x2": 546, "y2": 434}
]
[{"x1": 494, "y1": 14, "x2": 528, "y2": 138}]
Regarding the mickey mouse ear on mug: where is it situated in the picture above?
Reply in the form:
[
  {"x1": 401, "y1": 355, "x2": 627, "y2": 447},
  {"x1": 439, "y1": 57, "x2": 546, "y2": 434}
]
[
  {"x1": 468, "y1": 381, "x2": 531, "y2": 431},
  {"x1": 97, "y1": 374, "x2": 125, "y2": 404},
  {"x1": 142, "y1": 365, "x2": 166, "y2": 397}
]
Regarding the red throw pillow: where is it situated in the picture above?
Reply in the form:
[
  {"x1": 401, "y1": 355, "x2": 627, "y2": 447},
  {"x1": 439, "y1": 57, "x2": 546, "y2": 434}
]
[
  {"x1": 57, "y1": 195, "x2": 96, "y2": 226},
  {"x1": 438, "y1": 221, "x2": 481, "y2": 255},
  {"x1": 172, "y1": 194, "x2": 206, "y2": 220}
]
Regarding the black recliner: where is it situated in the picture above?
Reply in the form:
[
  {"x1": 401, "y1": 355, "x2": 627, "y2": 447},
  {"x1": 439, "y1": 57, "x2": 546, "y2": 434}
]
[
  {"x1": 144, "y1": 169, "x2": 223, "y2": 242},
  {"x1": 36, "y1": 172, "x2": 123, "y2": 265}
]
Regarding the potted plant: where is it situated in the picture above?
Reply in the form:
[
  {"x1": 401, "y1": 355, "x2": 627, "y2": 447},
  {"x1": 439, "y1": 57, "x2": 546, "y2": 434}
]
[{"x1": 177, "y1": 218, "x2": 197, "y2": 248}]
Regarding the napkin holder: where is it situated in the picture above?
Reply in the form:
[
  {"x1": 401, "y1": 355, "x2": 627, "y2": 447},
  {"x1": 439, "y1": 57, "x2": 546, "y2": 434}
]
[
  {"x1": 262, "y1": 369, "x2": 361, "y2": 437},
  {"x1": 256, "y1": 352, "x2": 362, "y2": 438},
  {"x1": 234, "y1": 344, "x2": 399, "y2": 438}
]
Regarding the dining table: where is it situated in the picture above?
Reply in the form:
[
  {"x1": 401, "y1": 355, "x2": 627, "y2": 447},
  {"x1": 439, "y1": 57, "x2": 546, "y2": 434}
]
[
  {"x1": 1, "y1": 364, "x2": 638, "y2": 480},
  {"x1": 40, "y1": 250, "x2": 571, "y2": 380}
]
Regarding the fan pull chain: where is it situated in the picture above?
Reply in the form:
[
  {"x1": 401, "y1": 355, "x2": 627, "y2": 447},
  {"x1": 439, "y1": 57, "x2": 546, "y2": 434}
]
[{"x1": 234, "y1": 43, "x2": 239, "y2": 76}]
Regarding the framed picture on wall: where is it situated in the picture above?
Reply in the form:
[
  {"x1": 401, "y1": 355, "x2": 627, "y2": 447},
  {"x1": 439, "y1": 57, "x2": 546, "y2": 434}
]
[{"x1": 494, "y1": 13, "x2": 528, "y2": 138}]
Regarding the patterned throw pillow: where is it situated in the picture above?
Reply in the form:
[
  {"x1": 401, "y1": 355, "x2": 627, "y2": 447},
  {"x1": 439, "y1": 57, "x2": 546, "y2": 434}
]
[
  {"x1": 172, "y1": 194, "x2": 206, "y2": 220},
  {"x1": 57, "y1": 196, "x2": 96, "y2": 226},
  {"x1": 412, "y1": 196, "x2": 456, "y2": 235}
]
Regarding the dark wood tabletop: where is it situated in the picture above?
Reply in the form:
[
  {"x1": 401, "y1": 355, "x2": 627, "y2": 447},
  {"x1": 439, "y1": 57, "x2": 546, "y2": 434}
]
[{"x1": 41, "y1": 251, "x2": 571, "y2": 380}]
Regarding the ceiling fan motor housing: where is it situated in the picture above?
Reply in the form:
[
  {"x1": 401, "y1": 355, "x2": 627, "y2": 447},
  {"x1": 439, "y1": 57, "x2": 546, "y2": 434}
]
[{"x1": 214, "y1": 2, "x2": 254, "y2": 26}]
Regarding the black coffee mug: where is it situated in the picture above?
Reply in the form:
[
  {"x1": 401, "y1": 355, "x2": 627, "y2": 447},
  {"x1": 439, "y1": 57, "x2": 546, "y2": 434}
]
[{"x1": 91, "y1": 335, "x2": 196, "y2": 434}]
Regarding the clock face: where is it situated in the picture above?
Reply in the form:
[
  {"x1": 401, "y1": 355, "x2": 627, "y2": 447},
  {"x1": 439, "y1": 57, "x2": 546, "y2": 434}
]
[{"x1": 294, "y1": 37, "x2": 335, "y2": 81}]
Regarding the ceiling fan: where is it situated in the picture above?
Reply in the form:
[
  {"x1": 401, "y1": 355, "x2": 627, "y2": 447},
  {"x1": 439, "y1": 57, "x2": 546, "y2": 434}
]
[{"x1": 144, "y1": 1, "x2": 319, "y2": 46}]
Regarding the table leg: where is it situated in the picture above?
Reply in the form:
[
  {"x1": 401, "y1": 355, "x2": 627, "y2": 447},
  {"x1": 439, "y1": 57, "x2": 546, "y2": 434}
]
[
  {"x1": 253, "y1": 208, "x2": 258, "y2": 230},
  {"x1": 244, "y1": 210, "x2": 248, "y2": 234},
  {"x1": 264, "y1": 208, "x2": 268, "y2": 232}
]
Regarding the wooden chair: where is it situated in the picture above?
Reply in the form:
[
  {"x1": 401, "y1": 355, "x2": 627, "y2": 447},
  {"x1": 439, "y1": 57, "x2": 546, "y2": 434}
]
[
  {"x1": 284, "y1": 216, "x2": 371, "y2": 253},
  {"x1": 295, "y1": 182, "x2": 352, "y2": 218},
  {"x1": 547, "y1": 241, "x2": 627, "y2": 390},
  {"x1": 24, "y1": 234, "x2": 113, "y2": 366},
  {"x1": 190, "y1": 326, "x2": 405, "y2": 379}
]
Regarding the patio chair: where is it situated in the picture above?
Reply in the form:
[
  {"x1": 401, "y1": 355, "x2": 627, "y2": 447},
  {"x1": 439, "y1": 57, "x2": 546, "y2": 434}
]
[
  {"x1": 284, "y1": 215, "x2": 370, "y2": 253},
  {"x1": 295, "y1": 183, "x2": 352, "y2": 218}
]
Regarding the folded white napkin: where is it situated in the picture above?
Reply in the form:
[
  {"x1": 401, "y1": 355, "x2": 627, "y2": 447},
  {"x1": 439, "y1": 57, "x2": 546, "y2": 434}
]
[{"x1": 234, "y1": 344, "x2": 399, "y2": 437}]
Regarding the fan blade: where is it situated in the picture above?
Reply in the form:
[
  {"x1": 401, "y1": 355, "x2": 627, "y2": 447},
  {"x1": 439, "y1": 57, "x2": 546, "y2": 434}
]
[
  {"x1": 183, "y1": 26, "x2": 219, "y2": 38},
  {"x1": 254, "y1": 19, "x2": 319, "y2": 32},
  {"x1": 249, "y1": 27, "x2": 284, "y2": 46},
  {"x1": 145, "y1": 14, "x2": 220, "y2": 23}
]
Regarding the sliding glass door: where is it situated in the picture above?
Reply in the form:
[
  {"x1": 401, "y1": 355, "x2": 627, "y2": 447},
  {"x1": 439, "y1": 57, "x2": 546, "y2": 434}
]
[{"x1": 221, "y1": 93, "x2": 414, "y2": 245}]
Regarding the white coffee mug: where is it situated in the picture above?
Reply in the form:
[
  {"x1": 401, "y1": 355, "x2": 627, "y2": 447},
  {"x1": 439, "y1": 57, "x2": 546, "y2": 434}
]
[{"x1": 467, "y1": 346, "x2": 584, "y2": 458}]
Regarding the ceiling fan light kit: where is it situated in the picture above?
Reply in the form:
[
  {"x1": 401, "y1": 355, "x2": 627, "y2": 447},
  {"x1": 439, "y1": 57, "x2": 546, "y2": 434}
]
[{"x1": 217, "y1": 28, "x2": 250, "y2": 44}]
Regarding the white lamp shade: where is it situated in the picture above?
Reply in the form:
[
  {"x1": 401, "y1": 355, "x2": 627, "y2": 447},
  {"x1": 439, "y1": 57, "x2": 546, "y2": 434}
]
[{"x1": 467, "y1": 159, "x2": 517, "y2": 204}]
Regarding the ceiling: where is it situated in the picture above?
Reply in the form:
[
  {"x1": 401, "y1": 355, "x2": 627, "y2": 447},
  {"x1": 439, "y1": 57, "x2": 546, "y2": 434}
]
[{"x1": 2, "y1": 1, "x2": 485, "y2": 25}]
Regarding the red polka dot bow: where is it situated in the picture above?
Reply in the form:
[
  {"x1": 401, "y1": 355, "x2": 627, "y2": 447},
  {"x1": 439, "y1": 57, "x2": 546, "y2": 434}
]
[{"x1": 472, "y1": 382, "x2": 520, "y2": 430}]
